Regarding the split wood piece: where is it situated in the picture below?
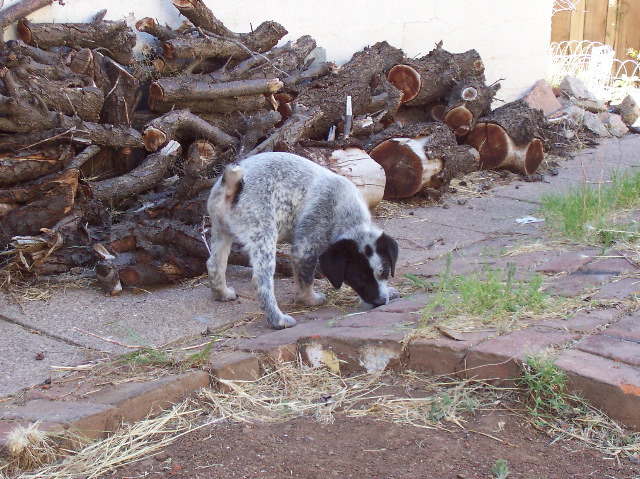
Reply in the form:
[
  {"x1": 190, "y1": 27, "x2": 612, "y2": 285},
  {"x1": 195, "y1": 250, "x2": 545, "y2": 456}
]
[
  {"x1": 246, "y1": 106, "x2": 323, "y2": 156},
  {"x1": 17, "y1": 19, "x2": 136, "y2": 65},
  {"x1": 135, "y1": 17, "x2": 182, "y2": 41},
  {"x1": 89, "y1": 140, "x2": 182, "y2": 203},
  {"x1": 0, "y1": 168, "x2": 78, "y2": 246},
  {"x1": 294, "y1": 146, "x2": 386, "y2": 208},
  {"x1": 18, "y1": 76, "x2": 104, "y2": 122},
  {"x1": 293, "y1": 41, "x2": 404, "y2": 139},
  {"x1": 0, "y1": 147, "x2": 73, "y2": 186},
  {"x1": 143, "y1": 110, "x2": 237, "y2": 152},
  {"x1": 148, "y1": 94, "x2": 268, "y2": 114},
  {"x1": 369, "y1": 123, "x2": 458, "y2": 198},
  {"x1": 387, "y1": 43, "x2": 485, "y2": 106},
  {"x1": 465, "y1": 100, "x2": 546, "y2": 175},
  {"x1": 236, "y1": 110, "x2": 282, "y2": 160},
  {"x1": 150, "y1": 77, "x2": 283, "y2": 103},
  {"x1": 162, "y1": 20, "x2": 287, "y2": 61},
  {"x1": 171, "y1": 0, "x2": 287, "y2": 54},
  {"x1": 0, "y1": 123, "x2": 144, "y2": 151},
  {"x1": 443, "y1": 80, "x2": 500, "y2": 137},
  {"x1": 96, "y1": 52, "x2": 140, "y2": 126}
]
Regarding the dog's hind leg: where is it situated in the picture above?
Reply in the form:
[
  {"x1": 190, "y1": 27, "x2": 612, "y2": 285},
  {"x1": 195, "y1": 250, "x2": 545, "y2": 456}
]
[
  {"x1": 249, "y1": 242, "x2": 296, "y2": 329},
  {"x1": 207, "y1": 229, "x2": 237, "y2": 301}
]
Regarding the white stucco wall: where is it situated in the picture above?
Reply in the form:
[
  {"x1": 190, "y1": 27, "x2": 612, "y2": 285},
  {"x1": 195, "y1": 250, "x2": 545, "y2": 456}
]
[{"x1": 3, "y1": 0, "x2": 553, "y2": 102}]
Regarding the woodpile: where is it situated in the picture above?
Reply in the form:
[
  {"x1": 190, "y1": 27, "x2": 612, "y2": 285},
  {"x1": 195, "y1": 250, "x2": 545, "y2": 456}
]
[{"x1": 0, "y1": 0, "x2": 549, "y2": 292}]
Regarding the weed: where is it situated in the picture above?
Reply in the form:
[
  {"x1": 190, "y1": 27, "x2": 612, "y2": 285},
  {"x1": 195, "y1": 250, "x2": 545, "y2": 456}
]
[
  {"x1": 540, "y1": 168, "x2": 640, "y2": 245},
  {"x1": 492, "y1": 459, "x2": 510, "y2": 479}
]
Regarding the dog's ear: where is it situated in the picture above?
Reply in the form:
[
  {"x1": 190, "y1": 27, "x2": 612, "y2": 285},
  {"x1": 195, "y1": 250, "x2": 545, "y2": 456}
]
[
  {"x1": 319, "y1": 239, "x2": 357, "y2": 289},
  {"x1": 376, "y1": 233, "x2": 399, "y2": 277}
]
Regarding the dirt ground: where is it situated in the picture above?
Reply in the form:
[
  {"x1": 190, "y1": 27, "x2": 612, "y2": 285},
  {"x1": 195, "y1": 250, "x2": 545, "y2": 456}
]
[{"x1": 108, "y1": 408, "x2": 640, "y2": 479}]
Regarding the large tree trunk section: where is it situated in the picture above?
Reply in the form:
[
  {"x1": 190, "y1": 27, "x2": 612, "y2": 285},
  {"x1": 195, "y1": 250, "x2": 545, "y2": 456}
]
[
  {"x1": 369, "y1": 123, "x2": 458, "y2": 198},
  {"x1": 294, "y1": 146, "x2": 386, "y2": 208},
  {"x1": 465, "y1": 100, "x2": 546, "y2": 175},
  {"x1": 143, "y1": 110, "x2": 237, "y2": 152},
  {"x1": 17, "y1": 19, "x2": 136, "y2": 65},
  {"x1": 292, "y1": 41, "x2": 404, "y2": 140},
  {"x1": 387, "y1": 43, "x2": 485, "y2": 106}
]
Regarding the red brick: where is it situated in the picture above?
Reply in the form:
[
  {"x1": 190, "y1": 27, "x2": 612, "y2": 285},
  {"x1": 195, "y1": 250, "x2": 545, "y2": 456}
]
[
  {"x1": 533, "y1": 250, "x2": 598, "y2": 274},
  {"x1": 591, "y1": 277, "x2": 640, "y2": 301},
  {"x1": 336, "y1": 310, "x2": 418, "y2": 329},
  {"x1": 406, "y1": 331, "x2": 493, "y2": 376},
  {"x1": 544, "y1": 271, "x2": 615, "y2": 297},
  {"x1": 533, "y1": 308, "x2": 625, "y2": 333},
  {"x1": 463, "y1": 327, "x2": 580, "y2": 383},
  {"x1": 374, "y1": 294, "x2": 429, "y2": 313},
  {"x1": 0, "y1": 400, "x2": 116, "y2": 441},
  {"x1": 604, "y1": 312, "x2": 640, "y2": 341},
  {"x1": 579, "y1": 257, "x2": 640, "y2": 275},
  {"x1": 83, "y1": 371, "x2": 210, "y2": 425},
  {"x1": 411, "y1": 255, "x2": 497, "y2": 278},
  {"x1": 576, "y1": 334, "x2": 640, "y2": 367},
  {"x1": 207, "y1": 351, "x2": 260, "y2": 381},
  {"x1": 491, "y1": 250, "x2": 558, "y2": 272},
  {"x1": 555, "y1": 349, "x2": 640, "y2": 429}
]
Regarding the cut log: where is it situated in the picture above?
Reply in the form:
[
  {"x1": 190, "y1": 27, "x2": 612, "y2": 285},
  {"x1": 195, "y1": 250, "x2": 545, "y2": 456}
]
[
  {"x1": 89, "y1": 141, "x2": 182, "y2": 203},
  {"x1": 236, "y1": 110, "x2": 282, "y2": 159},
  {"x1": 148, "y1": 94, "x2": 268, "y2": 114},
  {"x1": 0, "y1": 0, "x2": 57, "y2": 32},
  {"x1": 135, "y1": 17, "x2": 182, "y2": 41},
  {"x1": 387, "y1": 42, "x2": 485, "y2": 106},
  {"x1": 0, "y1": 148, "x2": 72, "y2": 186},
  {"x1": 465, "y1": 100, "x2": 546, "y2": 175},
  {"x1": 443, "y1": 80, "x2": 500, "y2": 137},
  {"x1": 369, "y1": 123, "x2": 458, "y2": 198},
  {"x1": 17, "y1": 19, "x2": 136, "y2": 65},
  {"x1": 294, "y1": 146, "x2": 386, "y2": 208},
  {"x1": 171, "y1": 0, "x2": 287, "y2": 54},
  {"x1": 97, "y1": 53, "x2": 140, "y2": 126},
  {"x1": 143, "y1": 110, "x2": 237, "y2": 151},
  {"x1": 149, "y1": 77, "x2": 283, "y2": 103}
]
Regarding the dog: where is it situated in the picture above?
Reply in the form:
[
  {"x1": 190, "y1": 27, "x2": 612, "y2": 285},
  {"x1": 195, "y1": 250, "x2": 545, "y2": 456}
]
[{"x1": 206, "y1": 152, "x2": 399, "y2": 329}]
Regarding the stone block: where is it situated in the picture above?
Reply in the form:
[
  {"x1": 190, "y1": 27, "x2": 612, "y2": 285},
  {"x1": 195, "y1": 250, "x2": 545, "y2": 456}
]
[
  {"x1": 559, "y1": 76, "x2": 598, "y2": 101},
  {"x1": 544, "y1": 270, "x2": 615, "y2": 297},
  {"x1": 522, "y1": 79, "x2": 563, "y2": 118},
  {"x1": 600, "y1": 311, "x2": 640, "y2": 342},
  {"x1": 535, "y1": 308, "x2": 625, "y2": 333},
  {"x1": 576, "y1": 334, "x2": 640, "y2": 367},
  {"x1": 533, "y1": 249, "x2": 597, "y2": 274},
  {"x1": 591, "y1": 277, "x2": 640, "y2": 301}
]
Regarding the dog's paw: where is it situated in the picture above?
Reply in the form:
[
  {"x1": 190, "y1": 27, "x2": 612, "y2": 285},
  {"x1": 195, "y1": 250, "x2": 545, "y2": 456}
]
[
  {"x1": 213, "y1": 287, "x2": 237, "y2": 302},
  {"x1": 269, "y1": 314, "x2": 297, "y2": 330},
  {"x1": 388, "y1": 287, "x2": 400, "y2": 300},
  {"x1": 301, "y1": 291, "x2": 326, "y2": 307}
]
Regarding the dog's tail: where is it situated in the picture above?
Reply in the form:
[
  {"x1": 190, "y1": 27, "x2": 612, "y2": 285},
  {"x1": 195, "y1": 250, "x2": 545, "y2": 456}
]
[{"x1": 221, "y1": 164, "x2": 244, "y2": 206}]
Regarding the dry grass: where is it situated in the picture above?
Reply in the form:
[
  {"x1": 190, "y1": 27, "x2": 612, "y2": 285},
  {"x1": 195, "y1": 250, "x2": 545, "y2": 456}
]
[{"x1": 1, "y1": 423, "x2": 57, "y2": 472}]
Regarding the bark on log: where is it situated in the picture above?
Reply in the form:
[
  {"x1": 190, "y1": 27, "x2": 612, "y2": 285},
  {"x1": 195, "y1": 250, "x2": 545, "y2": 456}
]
[
  {"x1": 97, "y1": 53, "x2": 140, "y2": 126},
  {"x1": 443, "y1": 80, "x2": 500, "y2": 137},
  {"x1": 148, "y1": 94, "x2": 268, "y2": 114},
  {"x1": 465, "y1": 100, "x2": 546, "y2": 175},
  {"x1": 236, "y1": 110, "x2": 282, "y2": 159},
  {"x1": 171, "y1": 0, "x2": 287, "y2": 54},
  {"x1": 293, "y1": 41, "x2": 404, "y2": 139},
  {"x1": 17, "y1": 19, "x2": 137, "y2": 65},
  {"x1": 387, "y1": 42, "x2": 485, "y2": 106},
  {"x1": 0, "y1": 0, "x2": 56, "y2": 32},
  {"x1": 149, "y1": 76, "x2": 282, "y2": 102},
  {"x1": 294, "y1": 146, "x2": 386, "y2": 208},
  {"x1": 89, "y1": 140, "x2": 182, "y2": 203},
  {"x1": 0, "y1": 148, "x2": 72, "y2": 186},
  {"x1": 143, "y1": 110, "x2": 237, "y2": 151},
  {"x1": 0, "y1": 123, "x2": 144, "y2": 150},
  {"x1": 369, "y1": 123, "x2": 457, "y2": 198}
]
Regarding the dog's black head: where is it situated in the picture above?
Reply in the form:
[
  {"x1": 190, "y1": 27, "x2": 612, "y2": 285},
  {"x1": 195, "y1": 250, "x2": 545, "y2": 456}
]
[{"x1": 319, "y1": 232, "x2": 399, "y2": 308}]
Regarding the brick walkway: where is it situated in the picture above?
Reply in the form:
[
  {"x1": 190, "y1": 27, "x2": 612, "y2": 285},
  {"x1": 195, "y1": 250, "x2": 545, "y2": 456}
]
[{"x1": 2, "y1": 135, "x2": 640, "y2": 453}]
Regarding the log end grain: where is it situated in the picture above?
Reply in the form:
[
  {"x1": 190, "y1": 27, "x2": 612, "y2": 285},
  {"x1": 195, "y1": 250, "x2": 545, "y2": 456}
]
[
  {"x1": 388, "y1": 65, "x2": 421, "y2": 104},
  {"x1": 524, "y1": 138, "x2": 544, "y2": 175},
  {"x1": 466, "y1": 122, "x2": 511, "y2": 170},
  {"x1": 444, "y1": 105, "x2": 474, "y2": 137}
]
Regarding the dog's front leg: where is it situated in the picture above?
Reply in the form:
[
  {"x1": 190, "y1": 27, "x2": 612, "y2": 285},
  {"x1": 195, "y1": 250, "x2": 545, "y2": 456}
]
[
  {"x1": 291, "y1": 250, "x2": 326, "y2": 306},
  {"x1": 249, "y1": 248, "x2": 296, "y2": 330},
  {"x1": 207, "y1": 230, "x2": 237, "y2": 301}
]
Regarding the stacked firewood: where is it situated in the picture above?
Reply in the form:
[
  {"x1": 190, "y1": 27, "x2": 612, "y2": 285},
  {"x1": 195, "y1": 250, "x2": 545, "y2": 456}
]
[{"x1": 0, "y1": 0, "x2": 548, "y2": 293}]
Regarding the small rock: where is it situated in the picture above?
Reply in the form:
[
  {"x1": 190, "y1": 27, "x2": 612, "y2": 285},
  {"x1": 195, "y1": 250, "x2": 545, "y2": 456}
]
[
  {"x1": 618, "y1": 94, "x2": 640, "y2": 126},
  {"x1": 600, "y1": 112, "x2": 629, "y2": 137},
  {"x1": 522, "y1": 79, "x2": 563, "y2": 118},
  {"x1": 574, "y1": 98, "x2": 608, "y2": 113},
  {"x1": 559, "y1": 75, "x2": 598, "y2": 101},
  {"x1": 582, "y1": 111, "x2": 611, "y2": 137}
]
